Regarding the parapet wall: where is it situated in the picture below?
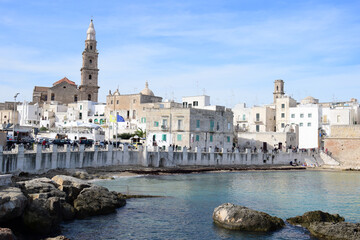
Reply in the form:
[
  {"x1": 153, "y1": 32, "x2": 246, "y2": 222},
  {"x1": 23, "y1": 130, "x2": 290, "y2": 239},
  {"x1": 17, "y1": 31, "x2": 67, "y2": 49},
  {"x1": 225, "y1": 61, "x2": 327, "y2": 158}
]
[{"x1": 0, "y1": 144, "x2": 312, "y2": 174}]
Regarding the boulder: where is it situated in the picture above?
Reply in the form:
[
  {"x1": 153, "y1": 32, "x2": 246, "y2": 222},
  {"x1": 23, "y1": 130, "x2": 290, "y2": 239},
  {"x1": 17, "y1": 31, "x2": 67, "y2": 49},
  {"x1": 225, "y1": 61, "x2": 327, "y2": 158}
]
[
  {"x1": 51, "y1": 175, "x2": 91, "y2": 203},
  {"x1": 44, "y1": 236, "x2": 70, "y2": 240},
  {"x1": 17, "y1": 178, "x2": 59, "y2": 194},
  {"x1": 22, "y1": 196, "x2": 62, "y2": 235},
  {"x1": 287, "y1": 211, "x2": 345, "y2": 228},
  {"x1": 0, "y1": 186, "x2": 27, "y2": 222},
  {"x1": 0, "y1": 228, "x2": 17, "y2": 240},
  {"x1": 212, "y1": 203, "x2": 285, "y2": 232},
  {"x1": 74, "y1": 185, "x2": 126, "y2": 219},
  {"x1": 308, "y1": 222, "x2": 360, "y2": 240},
  {"x1": 72, "y1": 170, "x2": 91, "y2": 180}
]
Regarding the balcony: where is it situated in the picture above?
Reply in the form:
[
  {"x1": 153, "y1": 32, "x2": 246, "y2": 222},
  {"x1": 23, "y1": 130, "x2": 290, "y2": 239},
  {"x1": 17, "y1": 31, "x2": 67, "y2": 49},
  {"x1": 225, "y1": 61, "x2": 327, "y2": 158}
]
[{"x1": 161, "y1": 125, "x2": 169, "y2": 130}]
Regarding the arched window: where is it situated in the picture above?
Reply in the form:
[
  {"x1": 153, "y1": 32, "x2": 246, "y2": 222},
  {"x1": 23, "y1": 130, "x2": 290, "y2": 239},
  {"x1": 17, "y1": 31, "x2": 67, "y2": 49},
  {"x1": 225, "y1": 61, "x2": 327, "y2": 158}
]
[
  {"x1": 89, "y1": 74, "x2": 92, "y2": 80},
  {"x1": 94, "y1": 119, "x2": 98, "y2": 124},
  {"x1": 89, "y1": 119, "x2": 93, "y2": 123},
  {"x1": 277, "y1": 86, "x2": 279, "y2": 91},
  {"x1": 88, "y1": 94, "x2": 91, "y2": 101},
  {"x1": 74, "y1": 95, "x2": 78, "y2": 102},
  {"x1": 89, "y1": 59, "x2": 92, "y2": 64},
  {"x1": 51, "y1": 93, "x2": 55, "y2": 101},
  {"x1": 90, "y1": 45, "x2": 93, "y2": 50}
]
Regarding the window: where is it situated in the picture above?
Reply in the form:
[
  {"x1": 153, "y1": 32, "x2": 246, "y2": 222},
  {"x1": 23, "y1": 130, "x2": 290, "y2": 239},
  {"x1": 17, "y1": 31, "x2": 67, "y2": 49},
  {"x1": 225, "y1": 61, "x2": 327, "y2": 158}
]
[
  {"x1": 183, "y1": 102, "x2": 188, "y2": 108},
  {"x1": 337, "y1": 115, "x2": 341, "y2": 123},
  {"x1": 154, "y1": 121, "x2": 159, "y2": 127},
  {"x1": 88, "y1": 94, "x2": 91, "y2": 101},
  {"x1": 256, "y1": 125, "x2": 260, "y2": 132},
  {"x1": 256, "y1": 113, "x2": 260, "y2": 121},
  {"x1": 178, "y1": 119, "x2": 183, "y2": 130},
  {"x1": 89, "y1": 75, "x2": 92, "y2": 80},
  {"x1": 307, "y1": 122, "x2": 311, "y2": 127},
  {"x1": 308, "y1": 113, "x2": 312, "y2": 118},
  {"x1": 162, "y1": 119, "x2": 168, "y2": 128},
  {"x1": 281, "y1": 113, "x2": 285, "y2": 118},
  {"x1": 193, "y1": 101, "x2": 198, "y2": 106},
  {"x1": 89, "y1": 59, "x2": 92, "y2": 64},
  {"x1": 51, "y1": 93, "x2": 55, "y2": 101},
  {"x1": 300, "y1": 122, "x2": 303, "y2": 127},
  {"x1": 79, "y1": 113, "x2": 82, "y2": 120},
  {"x1": 80, "y1": 105, "x2": 82, "y2": 110},
  {"x1": 242, "y1": 114, "x2": 246, "y2": 121},
  {"x1": 196, "y1": 120, "x2": 200, "y2": 128},
  {"x1": 141, "y1": 117, "x2": 146, "y2": 123},
  {"x1": 116, "y1": 100, "x2": 119, "y2": 104},
  {"x1": 210, "y1": 120, "x2": 214, "y2": 131},
  {"x1": 281, "y1": 123, "x2": 285, "y2": 128},
  {"x1": 111, "y1": 100, "x2": 113, "y2": 104},
  {"x1": 281, "y1": 104, "x2": 285, "y2": 109},
  {"x1": 74, "y1": 95, "x2": 78, "y2": 102},
  {"x1": 300, "y1": 114, "x2": 304, "y2": 118},
  {"x1": 323, "y1": 115, "x2": 328, "y2": 123},
  {"x1": 133, "y1": 110, "x2": 136, "y2": 119},
  {"x1": 227, "y1": 136, "x2": 230, "y2": 142},
  {"x1": 291, "y1": 114, "x2": 295, "y2": 118},
  {"x1": 90, "y1": 45, "x2": 93, "y2": 50},
  {"x1": 210, "y1": 135, "x2": 213, "y2": 142},
  {"x1": 162, "y1": 134, "x2": 167, "y2": 141},
  {"x1": 177, "y1": 134, "x2": 182, "y2": 141},
  {"x1": 228, "y1": 123, "x2": 231, "y2": 130},
  {"x1": 196, "y1": 135, "x2": 200, "y2": 142}
]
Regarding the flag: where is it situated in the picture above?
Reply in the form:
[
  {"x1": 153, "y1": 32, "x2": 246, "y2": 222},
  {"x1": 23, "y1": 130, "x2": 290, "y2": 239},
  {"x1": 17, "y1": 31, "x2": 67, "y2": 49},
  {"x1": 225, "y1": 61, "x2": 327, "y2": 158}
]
[
  {"x1": 117, "y1": 115, "x2": 125, "y2": 122},
  {"x1": 109, "y1": 114, "x2": 116, "y2": 123}
]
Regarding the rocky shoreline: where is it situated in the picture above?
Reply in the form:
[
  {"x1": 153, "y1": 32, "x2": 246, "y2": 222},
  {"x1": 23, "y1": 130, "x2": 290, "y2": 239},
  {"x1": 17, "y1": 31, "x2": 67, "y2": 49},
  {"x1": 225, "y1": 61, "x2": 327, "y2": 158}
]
[
  {"x1": 0, "y1": 172, "x2": 129, "y2": 239},
  {"x1": 213, "y1": 203, "x2": 360, "y2": 240}
]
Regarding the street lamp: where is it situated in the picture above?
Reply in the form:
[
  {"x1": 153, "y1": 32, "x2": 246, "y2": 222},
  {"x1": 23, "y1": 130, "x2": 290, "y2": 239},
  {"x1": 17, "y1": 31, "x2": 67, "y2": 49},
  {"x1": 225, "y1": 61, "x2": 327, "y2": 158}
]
[{"x1": 13, "y1": 93, "x2": 19, "y2": 141}]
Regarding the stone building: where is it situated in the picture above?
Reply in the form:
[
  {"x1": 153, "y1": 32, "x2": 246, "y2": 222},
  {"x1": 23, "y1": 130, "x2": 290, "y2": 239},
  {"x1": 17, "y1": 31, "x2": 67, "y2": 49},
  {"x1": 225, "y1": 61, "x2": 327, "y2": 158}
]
[
  {"x1": 106, "y1": 82, "x2": 162, "y2": 125},
  {"x1": 145, "y1": 104, "x2": 233, "y2": 151},
  {"x1": 32, "y1": 20, "x2": 100, "y2": 105}
]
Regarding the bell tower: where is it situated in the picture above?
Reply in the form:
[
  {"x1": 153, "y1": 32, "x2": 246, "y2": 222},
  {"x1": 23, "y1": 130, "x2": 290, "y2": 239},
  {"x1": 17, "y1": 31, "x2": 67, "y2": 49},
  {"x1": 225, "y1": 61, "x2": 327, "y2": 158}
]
[
  {"x1": 79, "y1": 19, "x2": 99, "y2": 102},
  {"x1": 273, "y1": 79, "x2": 284, "y2": 103}
]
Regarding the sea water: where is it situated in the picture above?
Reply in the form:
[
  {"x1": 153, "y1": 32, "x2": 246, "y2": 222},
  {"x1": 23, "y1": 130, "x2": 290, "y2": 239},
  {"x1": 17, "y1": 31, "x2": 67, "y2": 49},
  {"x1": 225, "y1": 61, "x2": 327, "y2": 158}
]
[{"x1": 62, "y1": 170, "x2": 360, "y2": 239}]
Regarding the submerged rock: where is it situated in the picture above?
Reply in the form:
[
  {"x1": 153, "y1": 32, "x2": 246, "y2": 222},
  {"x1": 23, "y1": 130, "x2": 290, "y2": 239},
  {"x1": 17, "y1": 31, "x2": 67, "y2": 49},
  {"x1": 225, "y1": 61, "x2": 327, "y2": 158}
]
[
  {"x1": 212, "y1": 203, "x2": 285, "y2": 232},
  {"x1": 308, "y1": 222, "x2": 360, "y2": 240},
  {"x1": 287, "y1": 210, "x2": 345, "y2": 228},
  {"x1": 0, "y1": 227, "x2": 17, "y2": 240},
  {"x1": 74, "y1": 185, "x2": 126, "y2": 219},
  {"x1": 0, "y1": 186, "x2": 27, "y2": 223}
]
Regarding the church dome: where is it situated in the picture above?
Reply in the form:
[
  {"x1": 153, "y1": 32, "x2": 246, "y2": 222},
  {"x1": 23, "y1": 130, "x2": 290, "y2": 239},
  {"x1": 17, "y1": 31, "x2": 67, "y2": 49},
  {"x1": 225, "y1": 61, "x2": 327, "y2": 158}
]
[
  {"x1": 301, "y1": 96, "x2": 319, "y2": 104},
  {"x1": 140, "y1": 82, "x2": 154, "y2": 96},
  {"x1": 86, "y1": 20, "x2": 96, "y2": 40}
]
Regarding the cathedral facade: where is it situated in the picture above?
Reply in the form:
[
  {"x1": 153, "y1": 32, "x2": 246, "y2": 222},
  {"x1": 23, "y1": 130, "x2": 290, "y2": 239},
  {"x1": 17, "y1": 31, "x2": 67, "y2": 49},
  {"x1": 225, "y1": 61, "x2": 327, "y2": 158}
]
[{"x1": 32, "y1": 20, "x2": 100, "y2": 105}]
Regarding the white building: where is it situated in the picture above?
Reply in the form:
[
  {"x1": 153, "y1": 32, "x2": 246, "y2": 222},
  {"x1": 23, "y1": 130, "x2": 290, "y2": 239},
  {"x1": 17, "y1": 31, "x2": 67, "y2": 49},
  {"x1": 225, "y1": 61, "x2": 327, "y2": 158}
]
[
  {"x1": 17, "y1": 102, "x2": 42, "y2": 128},
  {"x1": 289, "y1": 103, "x2": 321, "y2": 149},
  {"x1": 232, "y1": 103, "x2": 251, "y2": 132},
  {"x1": 182, "y1": 95, "x2": 210, "y2": 109}
]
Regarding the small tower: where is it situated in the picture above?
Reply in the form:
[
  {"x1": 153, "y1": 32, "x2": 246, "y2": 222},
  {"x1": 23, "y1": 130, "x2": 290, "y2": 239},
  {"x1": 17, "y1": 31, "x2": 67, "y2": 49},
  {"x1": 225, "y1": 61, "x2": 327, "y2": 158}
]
[
  {"x1": 273, "y1": 79, "x2": 284, "y2": 103},
  {"x1": 79, "y1": 19, "x2": 100, "y2": 102}
]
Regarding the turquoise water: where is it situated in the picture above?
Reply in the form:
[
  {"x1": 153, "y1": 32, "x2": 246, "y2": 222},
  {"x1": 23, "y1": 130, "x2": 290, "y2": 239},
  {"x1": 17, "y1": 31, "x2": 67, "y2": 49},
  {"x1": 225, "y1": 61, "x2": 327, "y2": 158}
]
[{"x1": 62, "y1": 170, "x2": 360, "y2": 239}]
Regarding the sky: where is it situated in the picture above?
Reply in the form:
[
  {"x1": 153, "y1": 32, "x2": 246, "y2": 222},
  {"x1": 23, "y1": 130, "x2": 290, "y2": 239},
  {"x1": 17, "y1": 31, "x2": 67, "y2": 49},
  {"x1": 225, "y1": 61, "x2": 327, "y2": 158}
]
[{"x1": 0, "y1": 0, "x2": 360, "y2": 107}]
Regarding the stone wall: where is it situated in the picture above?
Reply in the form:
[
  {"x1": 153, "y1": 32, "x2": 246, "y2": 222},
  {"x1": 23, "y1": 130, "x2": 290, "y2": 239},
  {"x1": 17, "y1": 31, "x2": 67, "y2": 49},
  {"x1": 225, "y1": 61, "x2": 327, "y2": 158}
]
[
  {"x1": 324, "y1": 125, "x2": 360, "y2": 168},
  {"x1": 0, "y1": 144, "x2": 313, "y2": 174}
]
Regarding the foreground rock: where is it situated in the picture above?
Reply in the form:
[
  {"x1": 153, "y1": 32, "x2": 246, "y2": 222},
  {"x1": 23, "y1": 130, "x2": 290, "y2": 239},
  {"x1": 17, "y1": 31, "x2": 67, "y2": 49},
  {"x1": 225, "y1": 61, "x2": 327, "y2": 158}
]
[
  {"x1": 44, "y1": 236, "x2": 70, "y2": 240},
  {"x1": 287, "y1": 210, "x2": 345, "y2": 228},
  {"x1": 74, "y1": 185, "x2": 126, "y2": 219},
  {"x1": 51, "y1": 175, "x2": 91, "y2": 203},
  {"x1": 17, "y1": 178, "x2": 66, "y2": 235},
  {"x1": 213, "y1": 203, "x2": 285, "y2": 232},
  {"x1": 0, "y1": 227, "x2": 17, "y2": 240},
  {"x1": 308, "y1": 222, "x2": 360, "y2": 240},
  {"x1": 0, "y1": 186, "x2": 27, "y2": 223}
]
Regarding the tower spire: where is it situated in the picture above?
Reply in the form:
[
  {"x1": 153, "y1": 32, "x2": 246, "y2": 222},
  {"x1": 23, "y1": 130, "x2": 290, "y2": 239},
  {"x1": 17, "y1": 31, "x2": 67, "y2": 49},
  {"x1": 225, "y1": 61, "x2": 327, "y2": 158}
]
[{"x1": 86, "y1": 19, "x2": 96, "y2": 40}]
